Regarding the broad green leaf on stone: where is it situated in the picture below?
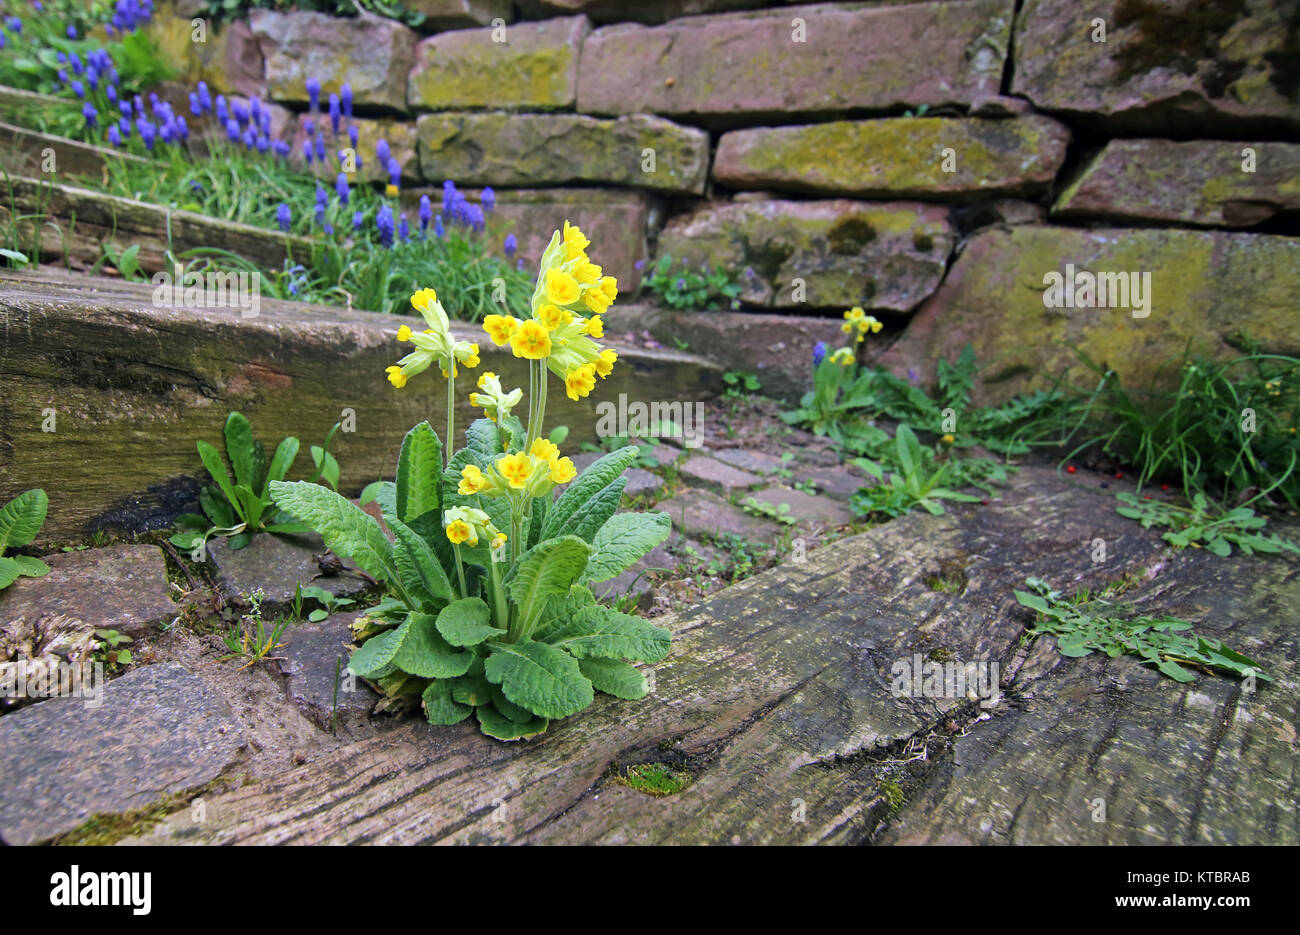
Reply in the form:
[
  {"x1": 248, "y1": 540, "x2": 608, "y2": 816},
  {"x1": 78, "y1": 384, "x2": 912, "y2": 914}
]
[
  {"x1": 393, "y1": 612, "x2": 475, "y2": 678},
  {"x1": 224, "y1": 412, "x2": 257, "y2": 490},
  {"x1": 232, "y1": 484, "x2": 264, "y2": 527},
  {"x1": 9, "y1": 555, "x2": 50, "y2": 578},
  {"x1": 264, "y1": 436, "x2": 300, "y2": 493},
  {"x1": 542, "y1": 446, "x2": 639, "y2": 540},
  {"x1": 475, "y1": 703, "x2": 549, "y2": 741},
  {"x1": 391, "y1": 517, "x2": 454, "y2": 609},
  {"x1": 582, "y1": 511, "x2": 671, "y2": 583},
  {"x1": 348, "y1": 619, "x2": 411, "y2": 678},
  {"x1": 544, "y1": 605, "x2": 672, "y2": 662},
  {"x1": 422, "y1": 680, "x2": 472, "y2": 726},
  {"x1": 360, "y1": 480, "x2": 396, "y2": 514},
  {"x1": 436, "y1": 597, "x2": 504, "y2": 646},
  {"x1": 197, "y1": 441, "x2": 240, "y2": 517},
  {"x1": 484, "y1": 639, "x2": 594, "y2": 719},
  {"x1": 0, "y1": 488, "x2": 48, "y2": 554},
  {"x1": 578, "y1": 657, "x2": 649, "y2": 699},
  {"x1": 0, "y1": 557, "x2": 22, "y2": 589},
  {"x1": 396, "y1": 421, "x2": 442, "y2": 524},
  {"x1": 505, "y1": 536, "x2": 592, "y2": 631},
  {"x1": 270, "y1": 481, "x2": 395, "y2": 583},
  {"x1": 560, "y1": 478, "x2": 626, "y2": 543}
]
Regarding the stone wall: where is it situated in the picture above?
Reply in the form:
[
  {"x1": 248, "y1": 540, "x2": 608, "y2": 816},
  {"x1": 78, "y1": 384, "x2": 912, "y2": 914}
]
[{"x1": 148, "y1": 0, "x2": 1299, "y2": 395}]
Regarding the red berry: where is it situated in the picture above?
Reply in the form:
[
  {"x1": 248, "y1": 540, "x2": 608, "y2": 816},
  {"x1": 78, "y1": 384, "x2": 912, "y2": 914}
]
[
  {"x1": 1115, "y1": 472, "x2": 1123, "y2": 479},
  {"x1": 1144, "y1": 495, "x2": 1151, "y2": 500},
  {"x1": 980, "y1": 498, "x2": 990, "y2": 506},
  {"x1": 1066, "y1": 465, "x2": 1076, "y2": 474},
  {"x1": 1161, "y1": 484, "x2": 1169, "y2": 491}
]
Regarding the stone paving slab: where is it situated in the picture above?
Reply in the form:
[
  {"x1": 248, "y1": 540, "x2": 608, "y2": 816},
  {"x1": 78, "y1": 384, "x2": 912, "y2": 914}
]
[
  {"x1": 745, "y1": 486, "x2": 855, "y2": 527},
  {"x1": 678, "y1": 456, "x2": 761, "y2": 495},
  {"x1": 654, "y1": 489, "x2": 782, "y2": 542},
  {"x1": 0, "y1": 663, "x2": 244, "y2": 845},
  {"x1": 274, "y1": 611, "x2": 382, "y2": 736},
  {"x1": 713, "y1": 448, "x2": 787, "y2": 475},
  {"x1": 206, "y1": 532, "x2": 373, "y2": 612},
  {"x1": 0, "y1": 544, "x2": 175, "y2": 638}
]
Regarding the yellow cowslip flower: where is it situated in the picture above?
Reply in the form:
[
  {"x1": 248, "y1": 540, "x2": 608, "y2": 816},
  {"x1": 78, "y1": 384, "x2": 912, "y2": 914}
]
[
  {"x1": 469, "y1": 371, "x2": 523, "y2": 424},
  {"x1": 385, "y1": 287, "x2": 477, "y2": 388},
  {"x1": 549, "y1": 456, "x2": 576, "y2": 484},
  {"x1": 829, "y1": 346, "x2": 855, "y2": 368},
  {"x1": 490, "y1": 532, "x2": 508, "y2": 552},
  {"x1": 545, "y1": 268, "x2": 581, "y2": 306},
  {"x1": 530, "y1": 437, "x2": 560, "y2": 463},
  {"x1": 511, "y1": 319, "x2": 552, "y2": 359},
  {"x1": 537, "y1": 304, "x2": 572, "y2": 331},
  {"x1": 459, "y1": 464, "x2": 491, "y2": 495},
  {"x1": 497, "y1": 452, "x2": 534, "y2": 489},
  {"x1": 445, "y1": 519, "x2": 473, "y2": 545},
  {"x1": 594, "y1": 348, "x2": 617, "y2": 378},
  {"x1": 385, "y1": 183, "x2": 399, "y2": 197},
  {"x1": 598, "y1": 276, "x2": 617, "y2": 302},
  {"x1": 854, "y1": 315, "x2": 882, "y2": 343},
  {"x1": 583, "y1": 315, "x2": 604, "y2": 338},
  {"x1": 483, "y1": 314, "x2": 518, "y2": 347},
  {"x1": 574, "y1": 259, "x2": 602, "y2": 284},
  {"x1": 845, "y1": 306, "x2": 865, "y2": 322},
  {"x1": 941, "y1": 434, "x2": 955, "y2": 445},
  {"x1": 583, "y1": 285, "x2": 612, "y2": 315},
  {"x1": 562, "y1": 220, "x2": 590, "y2": 261},
  {"x1": 564, "y1": 364, "x2": 597, "y2": 401}
]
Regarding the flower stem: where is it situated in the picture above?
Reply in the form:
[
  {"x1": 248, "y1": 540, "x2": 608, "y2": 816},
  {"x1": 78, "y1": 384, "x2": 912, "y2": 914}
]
[
  {"x1": 445, "y1": 363, "x2": 455, "y2": 467},
  {"x1": 452, "y1": 542, "x2": 468, "y2": 599},
  {"x1": 489, "y1": 556, "x2": 510, "y2": 635}
]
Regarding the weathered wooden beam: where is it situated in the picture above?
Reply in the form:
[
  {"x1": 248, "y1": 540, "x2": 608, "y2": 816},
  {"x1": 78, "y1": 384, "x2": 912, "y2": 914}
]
[
  {"x1": 0, "y1": 268, "x2": 722, "y2": 542},
  {"x1": 0, "y1": 174, "x2": 313, "y2": 273}
]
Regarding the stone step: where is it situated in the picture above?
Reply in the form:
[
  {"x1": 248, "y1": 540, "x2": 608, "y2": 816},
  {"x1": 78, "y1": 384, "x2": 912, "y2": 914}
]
[
  {"x1": 118, "y1": 464, "x2": 1300, "y2": 846},
  {"x1": 0, "y1": 268, "x2": 721, "y2": 542}
]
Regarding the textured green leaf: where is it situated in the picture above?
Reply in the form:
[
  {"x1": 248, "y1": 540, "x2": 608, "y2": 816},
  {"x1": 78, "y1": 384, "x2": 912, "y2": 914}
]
[
  {"x1": 0, "y1": 557, "x2": 22, "y2": 589},
  {"x1": 396, "y1": 422, "x2": 442, "y2": 524},
  {"x1": 544, "y1": 605, "x2": 672, "y2": 662},
  {"x1": 579, "y1": 657, "x2": 648, "y2": 699},
  {"x1": 0, "y1": 488, "x2": 48, "y2": 553},
  {"x1": 422, "y1": 680, "x2": 472, "y2": 725},
  {"x1": 224, "y1": 412, "x2": 257, "y2": 490},
  {"x1": 348, "y1": 619, "x2": 410, "y2": 678},
  {"x1": 491, "y1": 686, "x2": 535, "y2": 723},
  {"x1": 484, "y1": 639, "x2": 594, "y2": 719},
  {"x1": 199, "y1": 486, "x2": 235, "y2": 529},
  {"x1": 532, "y1": 585, "x2": 597, "y2": 643},
  {"x1": 475, "y1": 704, "x2": 549, "y2": 741},
  {"x1": 390, "y1": 517, "x2": 454, "y2": 609},
  {"x1": 466, "y1": 418, "x2": 502, "y2": 461},
  {"x1": 506, "y1": 536, "x2": 592, "y2": 632},
  {"x1": 450, "y1": 673, "x2": 495, "y2": 707},
  {"x1": 436, "y1": 597, "x2": 504, "y2": 646},
  {"x1": 561, "y1": 478, "x2": 626, "y2": 542},
  {"x1": 582, "y1": 511, "x2": 671, "y2": 583},
  {"x1": 269, "y1": 481, "x2": 395, "y2": 583},
  {"x1": 542, "y1": 446, "x2": 638, "y2": 540},
  {"x1": 393, "y1": 612, "x2": 475, "y2": 678},
  {"x1": 9, "y1": 555, "x2": 50, "y2": 578}
]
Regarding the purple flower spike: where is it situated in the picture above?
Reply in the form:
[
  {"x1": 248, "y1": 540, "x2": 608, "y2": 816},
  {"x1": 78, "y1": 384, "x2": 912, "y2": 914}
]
[
  {"x1": 336, "y1": 172, "x2": 350, "y2": 206},
  {"x1": 504, "y1": 234, "x2": 517, "y2": 258},
  {"x1": 328, "y1": 93, "x2": 340, "y2": 135},
  {"x1": 276, "y1": 203, "x2": 291, "y2": 233},
  {"x1": 306, "y1": 77, "x2": 320, "y2": 112},
  {"x1": 341, "y1": 83, "x2": 352, "y2": 119}
]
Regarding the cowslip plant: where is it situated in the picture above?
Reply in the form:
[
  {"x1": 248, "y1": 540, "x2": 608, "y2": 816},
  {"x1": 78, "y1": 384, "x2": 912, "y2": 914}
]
[
  {"x1": 171, "y1": 413, "x2": 340, "y2": 553},
  {"x1": 270, "y1": 222, "x2": 673, "y2": 741},
  {"x1": 0, "y1": 489, "x2": 51, "y2": 591},
  {"x1": 642, "y1": 254, "x2": 742, "y2": 311},
  {"x1": 1115, "y1": 492, "x2": 1300, "y2": 557},
  {"x1": 1014, "y1": 577, "x2": 1269, "y2": 684}
]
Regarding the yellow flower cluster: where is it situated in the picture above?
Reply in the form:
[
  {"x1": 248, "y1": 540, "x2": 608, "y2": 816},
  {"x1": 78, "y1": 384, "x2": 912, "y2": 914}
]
[
  {"x1": 841, "y1": 306, "x2": 882, "y2": 344},
  {"x1": 467, "y1": 371, "x2": 523, "y2": 424},
  {"x1": 482, "y1": 221, "x2": 620, "y2": 400},
  {"x1": 443, "y1": 505, "x2": 506, "y2": 551},
  {"x1": 457, "y1": 438, "x2": 578, "y2": 500},
  {"x1": 385, "y1": 289, "x2": 480, "y2": 388},
  {"x1": 828, "y1": 346, "x2": 856, "y2": 367}
]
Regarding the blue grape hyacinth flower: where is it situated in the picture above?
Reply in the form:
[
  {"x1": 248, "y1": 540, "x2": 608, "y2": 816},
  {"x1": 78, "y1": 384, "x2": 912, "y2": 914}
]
[{"x1": 276, "y1": 203, "x2": 291, "y2": 233}]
